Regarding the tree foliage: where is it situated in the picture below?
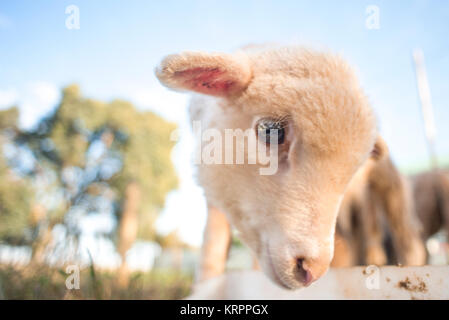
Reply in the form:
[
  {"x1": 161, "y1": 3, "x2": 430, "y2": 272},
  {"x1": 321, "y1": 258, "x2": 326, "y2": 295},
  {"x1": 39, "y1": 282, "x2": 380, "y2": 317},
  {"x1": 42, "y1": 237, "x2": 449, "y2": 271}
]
[
  {"x1": 0, "y1": 155, "x2": 33, "y2": 243},
  {"x1": 0, "y1": 85, "x2": 179, "y2": 253}
]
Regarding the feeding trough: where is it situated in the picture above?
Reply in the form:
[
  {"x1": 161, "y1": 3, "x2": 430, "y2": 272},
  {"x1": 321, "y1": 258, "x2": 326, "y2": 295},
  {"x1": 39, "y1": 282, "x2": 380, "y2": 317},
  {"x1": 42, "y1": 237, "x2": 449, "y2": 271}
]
[{"x1": 188, "y1": 266, "x2": 449, "y2": 300}]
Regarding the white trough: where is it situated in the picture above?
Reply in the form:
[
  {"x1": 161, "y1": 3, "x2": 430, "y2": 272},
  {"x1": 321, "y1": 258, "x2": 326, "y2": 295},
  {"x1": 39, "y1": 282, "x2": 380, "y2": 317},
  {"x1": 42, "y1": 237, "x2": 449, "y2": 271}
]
[{"x1": 188, "y1": 266, "x2": 449, "y2": 300}]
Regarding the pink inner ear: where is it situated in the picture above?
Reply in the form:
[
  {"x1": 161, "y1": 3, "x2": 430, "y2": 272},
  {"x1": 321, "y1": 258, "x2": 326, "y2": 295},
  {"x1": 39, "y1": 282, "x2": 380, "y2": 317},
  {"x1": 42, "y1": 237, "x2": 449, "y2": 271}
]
[{"x1": 174, "y1": 67, "x2": 236, "y2": 96}]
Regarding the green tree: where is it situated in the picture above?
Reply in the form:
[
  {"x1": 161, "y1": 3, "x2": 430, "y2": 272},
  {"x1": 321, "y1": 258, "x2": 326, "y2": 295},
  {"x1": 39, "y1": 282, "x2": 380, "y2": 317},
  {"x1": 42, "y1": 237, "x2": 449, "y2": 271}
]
[
  {"x1": 42, "y1": 85, "x2": 178, "y2": 285},
  {"x1": 0, "y1": 155, "x2": 34, "y2": 244},
  {"x1": 0, "y1": 108, "x2": 34, "y2": 245},
  {"x1": 1, "y1": 85, "x2": 178, "y2": 285}
]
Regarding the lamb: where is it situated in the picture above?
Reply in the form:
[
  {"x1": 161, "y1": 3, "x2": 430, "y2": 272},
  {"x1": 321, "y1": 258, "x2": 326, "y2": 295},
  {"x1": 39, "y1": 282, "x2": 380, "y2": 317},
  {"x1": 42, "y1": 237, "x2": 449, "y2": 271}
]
[
  {"x1": 196, "y1": 140, "x2": 427, "y2": 283},
  {"x1": 411, "y1": 170, "x2": 449, "y2": 247},
  {"x1": 332, "y1": 146, "x2": 426, "y2": 267},
  {"x1": 156, "y1": 46, "x2": 380, "y2": 289}
]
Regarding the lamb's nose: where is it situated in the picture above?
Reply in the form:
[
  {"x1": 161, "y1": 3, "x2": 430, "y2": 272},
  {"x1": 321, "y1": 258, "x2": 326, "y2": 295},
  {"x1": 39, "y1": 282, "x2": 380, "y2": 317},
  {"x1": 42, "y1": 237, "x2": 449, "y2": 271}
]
[{"x1": 296, "y1": 258, "x2": 314, "y2": 286}]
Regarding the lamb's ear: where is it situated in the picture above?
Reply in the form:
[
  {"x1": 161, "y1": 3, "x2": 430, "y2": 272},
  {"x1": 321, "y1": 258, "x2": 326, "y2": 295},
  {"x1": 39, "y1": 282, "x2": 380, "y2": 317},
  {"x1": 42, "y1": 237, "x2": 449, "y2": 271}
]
[
  {"x1": 155, "y1": 51, "x2": 252, "y2": 97},
  {"x1": 371, "y1": 136, "x2": 389, "y2": 161}
]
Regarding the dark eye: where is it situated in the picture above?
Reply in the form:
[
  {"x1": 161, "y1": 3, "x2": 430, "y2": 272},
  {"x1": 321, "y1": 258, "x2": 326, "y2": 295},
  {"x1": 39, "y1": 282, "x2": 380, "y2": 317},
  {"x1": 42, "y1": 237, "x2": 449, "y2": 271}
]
[{"x1": 256, "y1": 118, "x2": 286, "y2": 145}]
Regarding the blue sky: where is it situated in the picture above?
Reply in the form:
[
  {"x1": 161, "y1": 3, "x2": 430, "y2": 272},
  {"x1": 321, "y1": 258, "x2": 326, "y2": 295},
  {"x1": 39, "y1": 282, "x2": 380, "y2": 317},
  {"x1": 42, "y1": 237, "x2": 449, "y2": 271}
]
[{"x1": 1, "y1": 0, "x2": 449, "y2": 247}]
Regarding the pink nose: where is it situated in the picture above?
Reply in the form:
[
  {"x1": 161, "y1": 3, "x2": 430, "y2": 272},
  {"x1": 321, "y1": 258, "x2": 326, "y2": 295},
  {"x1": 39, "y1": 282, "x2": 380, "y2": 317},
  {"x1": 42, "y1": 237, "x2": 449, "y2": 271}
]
[{"x1": 296, "y1": 258, "x2": 314, "y2": 286}]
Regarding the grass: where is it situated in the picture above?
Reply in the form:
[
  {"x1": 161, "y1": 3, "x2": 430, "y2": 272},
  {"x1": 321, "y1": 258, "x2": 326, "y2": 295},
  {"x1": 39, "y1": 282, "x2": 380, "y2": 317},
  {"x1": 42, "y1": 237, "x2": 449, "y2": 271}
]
[{"x1": 0, "y1": 264, "x2": 193, "y2": 300}]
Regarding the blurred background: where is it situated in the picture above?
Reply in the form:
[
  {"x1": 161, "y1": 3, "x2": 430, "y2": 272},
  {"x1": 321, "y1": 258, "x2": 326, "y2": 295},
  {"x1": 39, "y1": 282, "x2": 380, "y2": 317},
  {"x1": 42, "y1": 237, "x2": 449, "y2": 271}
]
[{"x1": 0, "y1": 0, "x2": 448, "y2": 299}]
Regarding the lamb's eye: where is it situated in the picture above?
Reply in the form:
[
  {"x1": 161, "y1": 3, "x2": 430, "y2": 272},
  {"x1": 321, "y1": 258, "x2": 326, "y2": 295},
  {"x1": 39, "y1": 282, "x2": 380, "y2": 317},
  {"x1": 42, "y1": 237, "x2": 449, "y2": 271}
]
[{"x1": 256, "y1": 118, "x2": 286, "y2": 145}]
